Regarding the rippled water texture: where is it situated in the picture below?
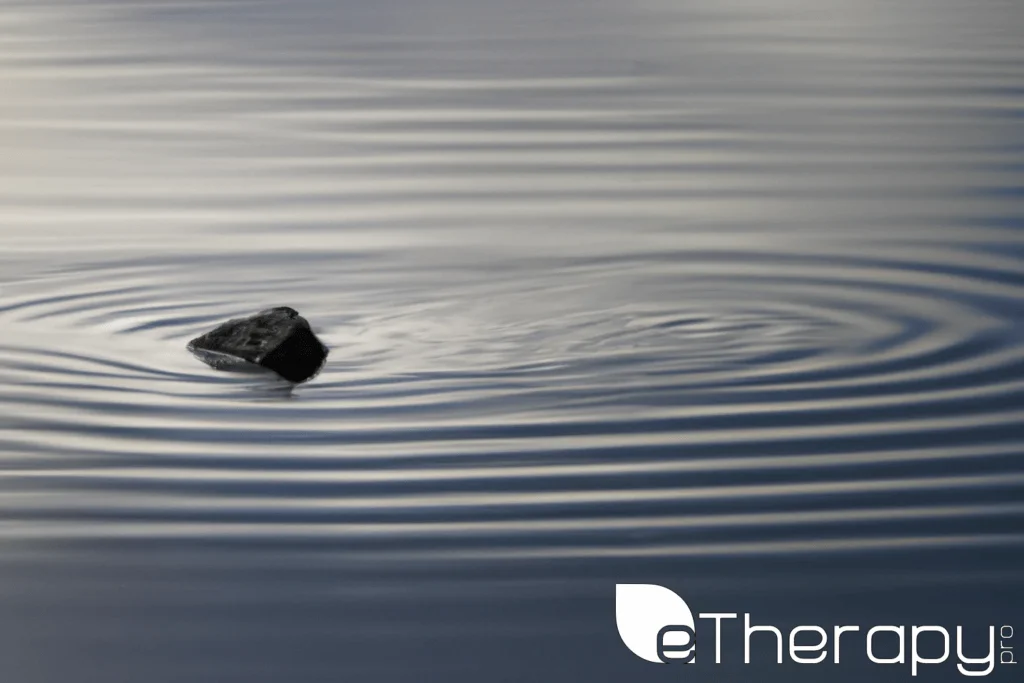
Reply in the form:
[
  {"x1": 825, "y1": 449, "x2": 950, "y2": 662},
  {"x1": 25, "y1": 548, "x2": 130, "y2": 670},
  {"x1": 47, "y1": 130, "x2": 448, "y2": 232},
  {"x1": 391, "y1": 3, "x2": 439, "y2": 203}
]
[{"x1": 1, "y1": 1, "x2": 1023, "y2": 681}]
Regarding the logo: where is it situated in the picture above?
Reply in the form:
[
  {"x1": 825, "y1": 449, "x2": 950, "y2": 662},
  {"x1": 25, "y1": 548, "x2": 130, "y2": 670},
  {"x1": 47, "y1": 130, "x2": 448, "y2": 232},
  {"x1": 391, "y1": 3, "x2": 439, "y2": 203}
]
[
  {"x1": 616, "y1": 584, "x2": 697, "y2": 664},
  {"x1": 615, "y1": 584, "x2": 1016, "y2": 677}
]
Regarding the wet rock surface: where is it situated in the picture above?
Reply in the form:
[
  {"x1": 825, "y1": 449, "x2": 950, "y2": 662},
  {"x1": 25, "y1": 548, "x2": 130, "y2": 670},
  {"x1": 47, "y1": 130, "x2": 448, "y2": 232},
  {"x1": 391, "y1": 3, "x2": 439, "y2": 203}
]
[{"x1": 187, "y1": 307, "x2": 329, "y2": 383}]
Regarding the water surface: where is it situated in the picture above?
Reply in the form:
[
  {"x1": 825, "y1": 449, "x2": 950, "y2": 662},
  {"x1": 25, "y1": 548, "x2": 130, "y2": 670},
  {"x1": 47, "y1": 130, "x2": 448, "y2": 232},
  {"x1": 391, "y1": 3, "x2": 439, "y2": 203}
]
[{"x1": 1, "y1": 1, "x2": 1023, "y2": 681}]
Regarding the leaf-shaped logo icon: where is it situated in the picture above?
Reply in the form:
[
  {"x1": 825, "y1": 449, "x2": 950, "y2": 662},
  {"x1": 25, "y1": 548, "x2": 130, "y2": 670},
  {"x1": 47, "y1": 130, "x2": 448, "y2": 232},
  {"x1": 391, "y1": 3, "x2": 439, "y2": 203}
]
[{"x1": 616, "y1": 584, "x2": 696, "y2": 663}]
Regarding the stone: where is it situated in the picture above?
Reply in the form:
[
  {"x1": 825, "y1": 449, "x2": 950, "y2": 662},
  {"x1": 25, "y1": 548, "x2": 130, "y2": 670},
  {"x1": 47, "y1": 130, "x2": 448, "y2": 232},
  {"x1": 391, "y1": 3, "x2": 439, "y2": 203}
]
[{"x1": 187, "y1": 307, "x2": 329, "y2": 383}]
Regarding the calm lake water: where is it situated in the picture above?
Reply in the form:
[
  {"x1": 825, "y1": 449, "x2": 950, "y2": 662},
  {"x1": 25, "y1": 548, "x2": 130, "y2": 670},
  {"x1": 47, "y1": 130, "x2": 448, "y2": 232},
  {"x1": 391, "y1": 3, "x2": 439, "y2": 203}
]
[{"x1": 1, "y1": 1, "x2": 1023, "y2": 681}]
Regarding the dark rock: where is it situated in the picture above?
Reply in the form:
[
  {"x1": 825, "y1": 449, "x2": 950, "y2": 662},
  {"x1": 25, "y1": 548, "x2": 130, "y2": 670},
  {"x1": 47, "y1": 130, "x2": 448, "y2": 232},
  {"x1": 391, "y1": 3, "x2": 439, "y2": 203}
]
[{"x1": 187, "y1": 307, "x2": 329, "y2": 383}]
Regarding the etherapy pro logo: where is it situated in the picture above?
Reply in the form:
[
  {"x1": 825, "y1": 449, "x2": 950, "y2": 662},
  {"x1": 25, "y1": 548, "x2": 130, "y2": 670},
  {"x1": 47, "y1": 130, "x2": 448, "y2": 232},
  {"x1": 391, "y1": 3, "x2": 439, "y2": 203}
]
[{"x1": 615, "y1": 584, "x2": 1016, "y2": 677}]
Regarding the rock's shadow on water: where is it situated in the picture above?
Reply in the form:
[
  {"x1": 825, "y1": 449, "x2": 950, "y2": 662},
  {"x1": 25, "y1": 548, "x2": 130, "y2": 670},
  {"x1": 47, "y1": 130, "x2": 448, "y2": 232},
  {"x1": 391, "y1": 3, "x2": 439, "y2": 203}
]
[
  {"x1": 239, "y1": 377, "x2": 299, "y2": 400},
  {"x1": 221, "y1": 368, "x2": 301, "y2": 400},
  {"x1": 185, "y1": 348, "x2": 300, "y2": 399}
]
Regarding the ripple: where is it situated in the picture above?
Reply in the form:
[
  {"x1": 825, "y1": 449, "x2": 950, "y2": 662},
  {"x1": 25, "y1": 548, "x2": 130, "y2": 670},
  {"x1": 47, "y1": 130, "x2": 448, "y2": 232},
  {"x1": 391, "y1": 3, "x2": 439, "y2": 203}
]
[{"x1": 1, "y1": 236, "x2": 1023, "y2": 568}]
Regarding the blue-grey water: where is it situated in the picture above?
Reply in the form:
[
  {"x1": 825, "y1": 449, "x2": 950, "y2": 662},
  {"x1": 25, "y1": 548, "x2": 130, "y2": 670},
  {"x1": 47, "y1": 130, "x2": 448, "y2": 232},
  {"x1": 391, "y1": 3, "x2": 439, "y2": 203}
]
[{"x1": 1, "y1": 1, "x2": 1022, "y2": 681}]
